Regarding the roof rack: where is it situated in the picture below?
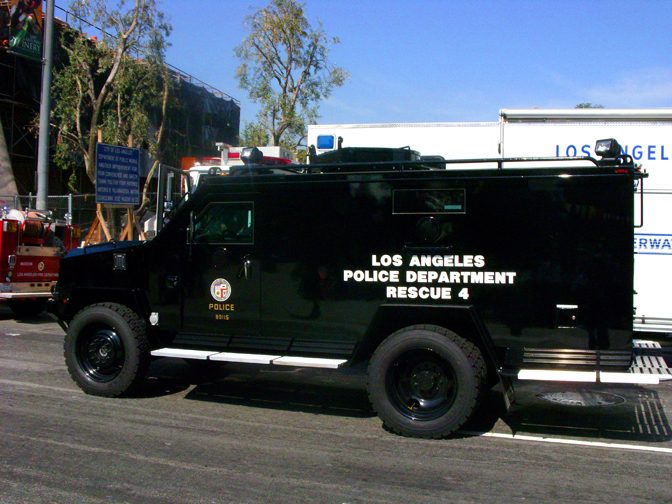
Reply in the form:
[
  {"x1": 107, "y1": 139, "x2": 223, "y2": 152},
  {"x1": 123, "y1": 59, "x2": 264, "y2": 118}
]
[
  {"x1": 306, "y1": 154, "x2": 636, "y2": 174},
  {"x1": 211, "y1": 138, "x2": 638, "y2": 178},
  {"x1": 227, "y1": 165, "x2": 306, "y2": 177},
  {"x1": 217, "y1": 155, "x2": 638, "y2": 178}
]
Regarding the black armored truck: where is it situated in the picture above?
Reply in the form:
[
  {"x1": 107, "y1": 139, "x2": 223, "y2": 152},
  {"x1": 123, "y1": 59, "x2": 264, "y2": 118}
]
[{"x1": 48, "y1": 139, "x2": 670, "y2": 439}]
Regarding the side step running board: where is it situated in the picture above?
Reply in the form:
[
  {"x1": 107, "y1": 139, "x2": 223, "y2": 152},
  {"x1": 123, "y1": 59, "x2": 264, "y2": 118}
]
[
  {"x1": 151, "y1": 348, "x2": 347, "y2": 369},
  {"x1": 517, "y1": 369, "x2": 663, "y2": 385},
  {"x1": 518, "y1": 340, "x2": 672, "y2": 385}
]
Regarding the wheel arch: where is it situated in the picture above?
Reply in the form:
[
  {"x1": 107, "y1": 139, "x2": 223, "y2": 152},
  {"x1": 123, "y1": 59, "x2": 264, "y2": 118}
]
[
  {"x1": 354, "y1": 304, "x2": 502, "y2": 379},
  {"x1": 58, "y1": 288, "x2": 159, "y2": 347}
]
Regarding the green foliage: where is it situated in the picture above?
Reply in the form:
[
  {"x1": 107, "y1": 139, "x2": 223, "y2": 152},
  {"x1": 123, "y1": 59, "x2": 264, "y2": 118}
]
[
  {"x1": 240, "y1": 120, "x2": 306, "y2": 163},
  {"x1": 575, "y1": 103, "x2": 605, "y2": 108},
  {"x1": 50, "y1": 0, "x2": 172, "y2": 188},
  {"x1": 292, "y1": 147, "x2": 307, "y2": 164},
  {"x1": 239, "y1": 120, "x2": 270, "y2": 147},
  {"x1": 238, "y1": 121, "x2": 306, "y2": 163},
  {"x1": 235, "y1": 0, "x2": 348, "y2": 147}
]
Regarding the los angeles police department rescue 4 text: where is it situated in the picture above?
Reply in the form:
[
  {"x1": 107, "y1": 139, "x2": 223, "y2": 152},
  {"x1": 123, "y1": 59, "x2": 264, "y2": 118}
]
[{"x1": 343, "y1": 255, "x2": 517, "y2": 300}]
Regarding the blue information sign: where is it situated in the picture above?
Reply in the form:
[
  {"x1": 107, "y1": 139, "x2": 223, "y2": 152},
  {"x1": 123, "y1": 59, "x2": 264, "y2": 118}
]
[{"x1": 95, "y1": 143, "x2": 140, "y2": 206}]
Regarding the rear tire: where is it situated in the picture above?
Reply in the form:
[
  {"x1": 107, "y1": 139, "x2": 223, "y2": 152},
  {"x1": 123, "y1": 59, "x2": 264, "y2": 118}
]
[
  {"x1": 64, "y1": 303, "x2": 149, "y2": 397},
  {"x1": 7, "y1": 298, "x2": 47, "y2": 318},
  {"x1": 367, "y1": 325, "x2": 486, "y2": 438}
]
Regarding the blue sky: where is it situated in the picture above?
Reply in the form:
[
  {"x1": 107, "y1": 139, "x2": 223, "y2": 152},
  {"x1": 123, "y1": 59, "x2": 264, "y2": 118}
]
[{"x1": 159, "y1": 0, "x2": 672, "y2": 125}]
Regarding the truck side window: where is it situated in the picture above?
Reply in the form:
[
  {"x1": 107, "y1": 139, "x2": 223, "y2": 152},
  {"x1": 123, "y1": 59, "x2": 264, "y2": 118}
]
[
  {"x1": 393, "y1": 189, "x2": 466, "y2": 214},
  {"x1": 193, "y1": 202, "x2": 254, "y2": 244}
]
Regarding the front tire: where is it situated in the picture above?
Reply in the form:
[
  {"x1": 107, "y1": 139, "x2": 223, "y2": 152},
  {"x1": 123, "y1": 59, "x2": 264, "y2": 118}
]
[
  {"x1": 367, "y1": 325, "x2": 486, "y2": 438},
  {"x1": 64, "y1": 303, "x2": 149, "y2": 397}
]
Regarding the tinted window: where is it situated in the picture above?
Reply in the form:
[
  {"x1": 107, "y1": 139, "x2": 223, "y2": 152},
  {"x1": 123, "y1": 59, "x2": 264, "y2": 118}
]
[
  {"x1": 193, "y1": 202, "x2": 254, "y2": 244},
  {"x1": 393, "y1": 189, "x2": 465, "y2": 214}
]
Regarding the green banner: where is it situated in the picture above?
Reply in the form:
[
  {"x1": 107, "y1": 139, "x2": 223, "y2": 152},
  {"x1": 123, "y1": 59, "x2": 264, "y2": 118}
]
[{"x1": 9, "y1": 0, "x2": 43, "y2": 60}]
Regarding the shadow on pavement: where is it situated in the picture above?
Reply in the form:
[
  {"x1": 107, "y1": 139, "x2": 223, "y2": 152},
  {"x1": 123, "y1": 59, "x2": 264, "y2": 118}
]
[
  {"x1": 141, "y1": 357, "x2": 376, "y2": 418},
  {"x1": 0, "y1": 304, "x2": 54, "y2": 325},
  {"x1": 498, "y1": 381, "x2": 672, "y2": 443},
  {"x1": 140, "y1": 357, "x2": 672, "y2": 441}
]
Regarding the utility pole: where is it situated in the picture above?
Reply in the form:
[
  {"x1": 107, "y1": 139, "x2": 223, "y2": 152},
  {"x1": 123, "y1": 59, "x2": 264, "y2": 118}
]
[{"x1": 36, "y1": 0, "x2": 55, "y2": 211}]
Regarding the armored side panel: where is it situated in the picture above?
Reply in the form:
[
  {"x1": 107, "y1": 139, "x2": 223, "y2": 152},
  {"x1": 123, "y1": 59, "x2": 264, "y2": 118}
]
[{"x1": 107, "y1": 163, "x2": 634, "y2": 367}]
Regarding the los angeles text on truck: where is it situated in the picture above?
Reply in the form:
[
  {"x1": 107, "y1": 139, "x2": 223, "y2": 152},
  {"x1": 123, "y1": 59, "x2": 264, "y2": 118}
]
[
  {"x1": 48, "y1": 141, "x2": 671, "y2": 439},
  {"x1": 307, "y1": 109, "x2": 672, "y2": 335}
]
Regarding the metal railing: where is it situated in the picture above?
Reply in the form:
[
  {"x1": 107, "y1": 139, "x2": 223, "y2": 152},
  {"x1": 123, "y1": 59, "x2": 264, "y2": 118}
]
[{"x1": 0, "y1": 193, "x2": 161, "y2": 242}]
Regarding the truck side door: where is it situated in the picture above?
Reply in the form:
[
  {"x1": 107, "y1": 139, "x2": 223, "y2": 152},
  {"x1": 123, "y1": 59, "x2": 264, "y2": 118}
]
[{"x1": 181, "y1": 196, "x2": 260, "y2": 339}]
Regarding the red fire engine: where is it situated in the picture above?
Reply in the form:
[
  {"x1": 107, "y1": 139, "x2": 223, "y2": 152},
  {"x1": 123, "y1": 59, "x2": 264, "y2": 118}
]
[{"x1": 0, "y1": 207, "x2": 80, "y2": 317}]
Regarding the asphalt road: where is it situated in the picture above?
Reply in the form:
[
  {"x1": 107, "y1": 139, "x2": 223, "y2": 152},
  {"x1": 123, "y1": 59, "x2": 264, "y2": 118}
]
[{"x1": 2, "y1": 307, "x2": 672, "y2": 504}]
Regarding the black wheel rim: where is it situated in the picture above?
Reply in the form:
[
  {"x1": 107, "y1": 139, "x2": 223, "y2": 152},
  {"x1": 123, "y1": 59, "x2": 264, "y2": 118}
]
[
  {"x1": 386, "y1": 348, "x2": 457, "y2": 421},
  {"x1": 76, "y1": 326, "x2": 125, "y2": 382}
]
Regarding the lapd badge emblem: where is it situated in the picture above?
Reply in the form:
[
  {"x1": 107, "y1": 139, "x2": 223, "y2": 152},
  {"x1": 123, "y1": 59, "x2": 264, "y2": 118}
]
[
  {"x1": 210, "y1": 278, "x2": 231, "y2": 302},
  {"x1": 38, "y1": 261, "x2": 45, "y2": 271}
]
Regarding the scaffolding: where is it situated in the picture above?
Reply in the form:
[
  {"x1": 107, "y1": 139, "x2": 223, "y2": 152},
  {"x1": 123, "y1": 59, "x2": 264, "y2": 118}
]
[
  {"x1": 0, "y1": 0, "x2": 40, "y2": 194},
  {"x1": 0, "y1": 1, "x2": 241, "y2": 205}
]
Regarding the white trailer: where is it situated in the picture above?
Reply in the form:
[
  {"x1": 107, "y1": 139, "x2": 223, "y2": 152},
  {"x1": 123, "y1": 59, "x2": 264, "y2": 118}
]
[{"x1": 308, "y1": 109, "x2": 672, "y2": 335}]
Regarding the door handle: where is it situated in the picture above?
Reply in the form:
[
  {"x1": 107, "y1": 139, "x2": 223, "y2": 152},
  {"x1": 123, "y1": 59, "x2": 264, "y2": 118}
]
[{"x1": 237, "y1": 256, "x2": 252, "y2": 280}]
